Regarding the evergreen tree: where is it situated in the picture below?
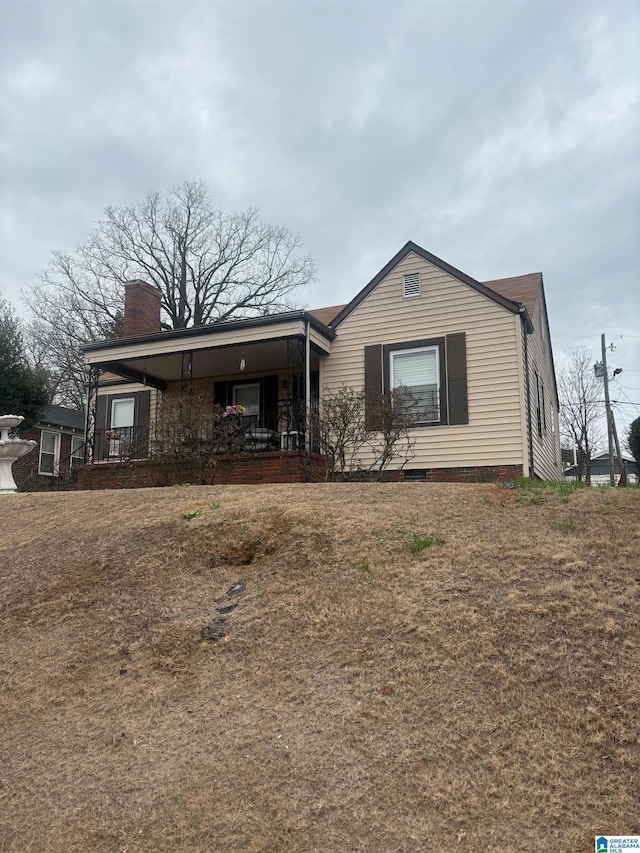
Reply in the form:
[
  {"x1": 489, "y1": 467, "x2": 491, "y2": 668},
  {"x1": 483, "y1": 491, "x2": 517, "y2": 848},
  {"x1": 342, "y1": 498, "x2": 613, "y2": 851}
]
[
  {"x1": 0, "y1": 298, "x2": 49, "y2": 428},
  {"x1": 628, "y1": 416, "x2": 640, "y2": 479}
]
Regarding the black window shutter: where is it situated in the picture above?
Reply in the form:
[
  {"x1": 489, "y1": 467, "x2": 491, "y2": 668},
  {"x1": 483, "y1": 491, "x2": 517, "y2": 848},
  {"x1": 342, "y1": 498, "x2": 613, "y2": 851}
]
[
  {"x1": 446, "y1": 333, "x2": 468, "y2": 425},
  {"x1": 213, "y1": 381, "x2": 228, "y2": 410},
  {"x1": 136, "y1": 390, "x2": 151, "y2": 426},
  {"x1": 95, "y1": 395, "x2": 108, "y2": 459},
  {"x1": 364, "y1": 344, "x2": 383, "y2": 430},
  {"x1": 263, "y1": 375, "x2": 279, "y2": 430},
  {"x1": 96, "y1": 394, "x2": 107, "y2": 429}
]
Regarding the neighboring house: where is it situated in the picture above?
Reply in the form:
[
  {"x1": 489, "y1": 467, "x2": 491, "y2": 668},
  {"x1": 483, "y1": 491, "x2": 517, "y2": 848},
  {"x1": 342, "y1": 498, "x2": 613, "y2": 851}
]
[
  {"x1": 564, "y1": 452, "x2": 639, "y2": 485},
  {"x1": 80, "y1": 241, "x2": 562, "y2": 483},
  {"x1": 12, "y1": 404, "x2": 86, "y2": 485}
]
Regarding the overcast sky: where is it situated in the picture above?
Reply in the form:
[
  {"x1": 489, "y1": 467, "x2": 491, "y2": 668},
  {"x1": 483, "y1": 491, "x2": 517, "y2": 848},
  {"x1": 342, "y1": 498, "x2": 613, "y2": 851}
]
[{"x1": 1, "y1": 0, "x2": 639, "y2": 439}]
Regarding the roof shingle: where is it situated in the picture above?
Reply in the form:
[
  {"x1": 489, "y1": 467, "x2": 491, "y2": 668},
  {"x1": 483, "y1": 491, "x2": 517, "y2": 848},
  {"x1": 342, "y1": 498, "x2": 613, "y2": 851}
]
[{"x1": 483, "y1": 273, "x2": 541, "y2": 317}]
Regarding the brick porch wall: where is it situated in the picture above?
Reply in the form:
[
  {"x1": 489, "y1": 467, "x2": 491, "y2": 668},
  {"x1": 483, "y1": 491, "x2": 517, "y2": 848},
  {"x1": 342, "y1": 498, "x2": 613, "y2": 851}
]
[
  {"x1": 75, "y1": 451, "x2": 329, "y2": 490},
  {"x1": 75, "y1": 457, "x2": 523, "y2": 489}
]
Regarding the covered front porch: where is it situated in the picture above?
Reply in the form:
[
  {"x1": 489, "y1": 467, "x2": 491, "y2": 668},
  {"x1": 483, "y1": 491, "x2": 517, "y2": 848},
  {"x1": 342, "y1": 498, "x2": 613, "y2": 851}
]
[{"x1": 82, "y1": 311, "x2": 335, "y2": 468}]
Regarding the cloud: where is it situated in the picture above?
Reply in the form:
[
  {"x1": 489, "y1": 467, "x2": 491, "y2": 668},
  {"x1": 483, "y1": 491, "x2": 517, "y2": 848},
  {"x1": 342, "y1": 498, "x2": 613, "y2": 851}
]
[{"x1": 1, "y1": 0, "x2": 638, "y2": 430}]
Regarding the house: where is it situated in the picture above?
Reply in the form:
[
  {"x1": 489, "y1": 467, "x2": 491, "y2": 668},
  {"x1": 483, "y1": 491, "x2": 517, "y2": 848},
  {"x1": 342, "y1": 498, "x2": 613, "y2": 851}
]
[
  {"x1": 79, "y1": 241, "x2": 562, "y2": 485},
  {"x1": 564, "y1": 451, "x2": 639, "y2": 485},
  {"x1": 12, "y1": 404, "x2": 85, "y2": 487}
]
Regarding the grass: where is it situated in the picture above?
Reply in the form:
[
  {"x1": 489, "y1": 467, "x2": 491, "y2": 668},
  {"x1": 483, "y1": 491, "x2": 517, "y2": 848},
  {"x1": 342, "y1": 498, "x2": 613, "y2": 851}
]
[
  {"x1": 1, "y1": 483, "x2": 638, "y2": 852},
  {"x1": 404, "y1": 531, "x2": 444, "y2": 553},
  {"x1": 179, "y1": 508, "x2": 202, "y2": 520},
  {"x1": 514, "y1": 490, "x2": 546, "y2": 505}
]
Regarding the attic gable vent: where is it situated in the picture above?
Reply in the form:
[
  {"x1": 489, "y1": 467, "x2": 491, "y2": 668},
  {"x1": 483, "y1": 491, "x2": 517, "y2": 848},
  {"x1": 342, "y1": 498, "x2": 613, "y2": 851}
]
[{"x1": 403, "y1": 272, "x2": 420, "y2": 298}]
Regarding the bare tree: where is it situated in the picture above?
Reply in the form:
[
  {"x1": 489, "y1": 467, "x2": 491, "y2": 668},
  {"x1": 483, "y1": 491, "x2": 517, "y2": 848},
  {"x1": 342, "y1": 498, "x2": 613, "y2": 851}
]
[
  {"x1": 367, "y1": 386, "x2": 417, "y2": 475},
  {"x1": 23, "y1": 182, "x2": 316, "y2": 405},
  {"x1": 315, "y1": 385, "x2": 416, "y2": 480},
  {"x1": 315, "y1": 386, "x2": 369, "y2": 477},
  {"x1": 557, "y1": 347, "x2": 604, "y2": 484}
]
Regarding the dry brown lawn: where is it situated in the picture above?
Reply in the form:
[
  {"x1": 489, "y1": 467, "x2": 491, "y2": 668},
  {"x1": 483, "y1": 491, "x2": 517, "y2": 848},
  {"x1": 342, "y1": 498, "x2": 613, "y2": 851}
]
[{"x1": 0, "y1": 482, "x2": 638, "y2": 852}]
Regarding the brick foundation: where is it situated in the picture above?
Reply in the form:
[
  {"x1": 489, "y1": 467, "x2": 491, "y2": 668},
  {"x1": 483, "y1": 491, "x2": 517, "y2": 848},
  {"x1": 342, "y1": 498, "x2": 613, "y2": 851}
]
[
  {"x1": 76, "y1": 451, "x2": 329, "y2": 490},
  {"x1": 75, "y1": 457, "x2": 523, "y2": 489},
  {"x1": 403, "y1": 464, "x2": 524, "y2": 483}
]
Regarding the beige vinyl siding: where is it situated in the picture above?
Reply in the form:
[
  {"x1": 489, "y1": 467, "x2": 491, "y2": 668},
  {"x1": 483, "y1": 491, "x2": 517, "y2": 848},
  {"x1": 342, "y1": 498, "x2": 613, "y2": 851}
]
[
  {"x1": 323, "y1": 252, "x2": 526, "y2": 470},
  {"x1": 527, "y1": 298, "x2": 562, "y2": 479},
  {"x1": 96, "y1": 381, "x2": 155, "y2": 400}
]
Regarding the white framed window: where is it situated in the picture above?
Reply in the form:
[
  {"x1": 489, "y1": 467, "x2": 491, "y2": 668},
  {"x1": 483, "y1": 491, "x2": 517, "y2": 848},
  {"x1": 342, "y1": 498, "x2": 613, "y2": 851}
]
[
  {"x1": 403, "y1": 272, "x2": 421, "y2": 298},
  {"x1": 232, "y1": 383, "x2": 260, "y2": 417},
  {"x1": 111, "y1": 398, "x2": 135, "y2": 429},
  {"x1": 70, "y1": 435, "x2": 84, "y2": 468},
  {"x1": 389, "y1": 346, "x2": 439, "y2": 422},
  {"x1": 39, "y1": 431, "x2": 60, "y2": 476}
]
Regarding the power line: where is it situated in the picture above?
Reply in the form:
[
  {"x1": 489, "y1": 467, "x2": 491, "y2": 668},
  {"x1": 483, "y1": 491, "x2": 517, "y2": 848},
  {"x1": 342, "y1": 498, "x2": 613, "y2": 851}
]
[{"x1": 612, "y1": 401, "x2": 640, "y2": 409}]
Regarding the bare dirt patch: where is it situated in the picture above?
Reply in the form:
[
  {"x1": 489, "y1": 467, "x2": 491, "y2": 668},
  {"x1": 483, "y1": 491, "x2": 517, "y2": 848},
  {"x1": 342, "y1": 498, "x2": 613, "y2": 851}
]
[{"x1": 1, "y1": 483, "x2": 638, "y2": 852}]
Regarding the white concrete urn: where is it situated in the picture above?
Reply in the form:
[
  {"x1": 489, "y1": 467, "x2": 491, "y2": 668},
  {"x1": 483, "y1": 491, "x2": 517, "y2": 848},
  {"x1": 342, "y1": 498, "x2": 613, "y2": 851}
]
[{"x1": 0, "y1": 415, "x2": 37, "y2": 493}]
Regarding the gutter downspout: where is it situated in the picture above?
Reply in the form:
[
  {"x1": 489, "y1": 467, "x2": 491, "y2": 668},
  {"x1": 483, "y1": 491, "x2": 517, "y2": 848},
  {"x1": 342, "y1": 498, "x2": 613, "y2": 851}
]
[
  {"x1": 520, "y1": 305, "x2": 534, "y2": 479},
  {"x1": 305, "y1": 319, "x2": 311, "y2": 453}
]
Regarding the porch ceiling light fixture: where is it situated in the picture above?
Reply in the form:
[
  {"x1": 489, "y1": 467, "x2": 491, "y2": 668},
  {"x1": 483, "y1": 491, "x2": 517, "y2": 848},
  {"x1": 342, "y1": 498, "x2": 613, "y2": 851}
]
[{"x1": 239, "y1": 350, "x2": 246, "y2": 372}]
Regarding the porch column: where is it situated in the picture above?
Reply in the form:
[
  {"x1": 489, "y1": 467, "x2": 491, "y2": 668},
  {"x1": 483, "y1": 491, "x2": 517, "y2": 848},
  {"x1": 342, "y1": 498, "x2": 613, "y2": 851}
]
[
  {"x1": 286, "y1": 335, "x2": 306, "y2": 443},
  {"x1": 181, "y1": 351, "x2": 193, "y2": 395},
  {"x1": 84, "y1": 365, "x2": 100, "y2": 464}
]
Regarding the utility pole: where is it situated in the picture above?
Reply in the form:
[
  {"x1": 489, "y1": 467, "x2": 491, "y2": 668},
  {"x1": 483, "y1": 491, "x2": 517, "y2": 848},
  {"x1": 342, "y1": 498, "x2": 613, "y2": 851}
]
[{"x1": 601, "y1": 333, "x2": 615, "y2": 486}]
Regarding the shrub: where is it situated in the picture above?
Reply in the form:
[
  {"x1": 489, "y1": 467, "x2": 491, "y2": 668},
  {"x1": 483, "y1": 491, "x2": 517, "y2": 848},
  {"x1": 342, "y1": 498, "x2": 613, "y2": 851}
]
[{"x1": 314, "y1": 384, "x2": 416, "y2": 480}]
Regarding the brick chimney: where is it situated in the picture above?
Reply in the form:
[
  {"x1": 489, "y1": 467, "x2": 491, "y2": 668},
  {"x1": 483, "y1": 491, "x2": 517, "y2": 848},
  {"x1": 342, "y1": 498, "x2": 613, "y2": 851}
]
[{"x1": 123, "y1": 280, "x2": 162, "y2": 337}]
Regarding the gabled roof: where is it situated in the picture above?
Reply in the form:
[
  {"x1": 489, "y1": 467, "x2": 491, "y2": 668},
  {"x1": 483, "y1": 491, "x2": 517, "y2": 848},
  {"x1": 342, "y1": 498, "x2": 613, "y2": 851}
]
[
  {"x1": 330, "y1": 241, "x2": 534, "y2": 331},
  {"x1": 38, "y1": 405, "x2": 85, "y2": 431},
  {"x1": 308, "y1": 305, "x2": 347, "y2": 326},
  {"x1": 486, "y1": 269, "x2": 558, "y2": 406},
  {"x1": 483, "y1": 273, "x2": 541, "y2": 317},
  {"x1": 564, "y1": 453, "x2": 639, "y2": 478}
]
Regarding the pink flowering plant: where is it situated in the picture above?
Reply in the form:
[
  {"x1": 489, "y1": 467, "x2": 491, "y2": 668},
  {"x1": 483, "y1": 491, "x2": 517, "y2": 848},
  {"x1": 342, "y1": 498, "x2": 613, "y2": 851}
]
[{"x1": 223, "y1": 405, "x2": 246, "y2": 418}]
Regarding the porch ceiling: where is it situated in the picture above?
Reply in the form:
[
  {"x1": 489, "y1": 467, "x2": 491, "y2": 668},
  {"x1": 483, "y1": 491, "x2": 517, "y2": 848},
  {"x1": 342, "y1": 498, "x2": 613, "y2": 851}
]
[{"x1": 95, "y1": 338, "x2": 323, "y2": 384}]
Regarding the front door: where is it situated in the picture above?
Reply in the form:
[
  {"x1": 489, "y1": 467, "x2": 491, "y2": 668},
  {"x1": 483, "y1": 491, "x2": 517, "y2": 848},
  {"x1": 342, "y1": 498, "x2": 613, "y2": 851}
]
[
  {"x1": 232, "y1": 383, "x2": 260, "y2": 425},
  {"x1": 111, "y1": 398, "x2": 135, "y2": 431}
]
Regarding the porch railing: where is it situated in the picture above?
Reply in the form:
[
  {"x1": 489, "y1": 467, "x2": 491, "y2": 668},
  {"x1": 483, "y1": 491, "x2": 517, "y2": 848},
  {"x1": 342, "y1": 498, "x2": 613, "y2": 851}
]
[
  {"x1": 92, "y1": 415, "x2": 317, "y2": 463},
  {"x1": 94, "y1": 426, "x2": 151, "y2": 462}
]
